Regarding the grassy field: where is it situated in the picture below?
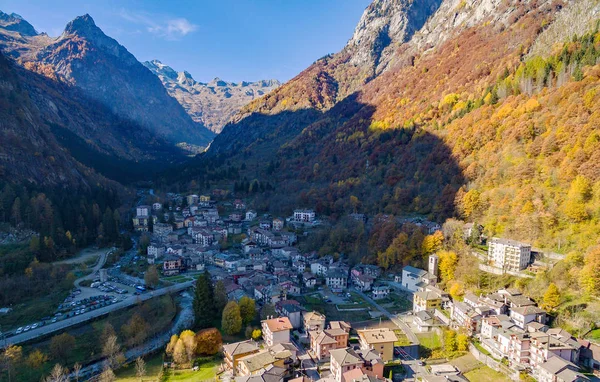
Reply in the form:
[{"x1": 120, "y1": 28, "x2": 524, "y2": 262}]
[
  {"x1": 417, "y1": 332, "x2": 443, "y2": 358},
  {"x1": 393, "y1": 330, "x2": 411, "y2": 346},
  {"x1": 0, "y1": 287, "x2": 71, "y2": 329},
  {"x1": 472, "y1": 339, "x2": 492, "y2": 357},
  {"x1": 298, "y1": 293, "x2": 372, "y2": 323},
  {"x1": 116, "y1": 353, "x2": 164, "y2": 381},
  {"x1": 116, "y1": 354, "x2": 220, "y2": 382},
  {"x1": 163, "y1": 275, "x2": 190, "y2": 283},
  {"x1": 464, "y1": 366, "x2": 511, "y2": 382},
  {"x1": 586, "y1": 328, "x2": 600, "y2": 342},
  {"x1": 449, "y1": 353, "x2": 481, "y2": 373}
]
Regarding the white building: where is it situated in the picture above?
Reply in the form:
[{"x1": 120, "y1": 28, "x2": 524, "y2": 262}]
[
  {"x1": 187, "y1": 194, "x2": 199, "y2": 205},
  {"x1": 261, "y1": 317, "x2": 292, "y2": 347},
  {"x1": 400, "y1": 266, "x2": 436, "y2": 292},
  {"x1": 245, "y1": 210, "x2": 257, "y2": 221},
  {"x1": 488, "y1": 238, "x2": 532, "y2": 273},
  {"x1": 136, "y1": 205, "x2": 151, "y2": 217},
  {"x1": 294, "y1": 209, "x2": 315, "y2": 223},
  {"x1": 372, "y1": 285, "x2": 390, "y2": 300},
  {"x1": 326, "y1": 272, "x2": 347, "y2": 291},
  {"x1": 147, "y1": 243, "x2": 165, "y2": 261}
]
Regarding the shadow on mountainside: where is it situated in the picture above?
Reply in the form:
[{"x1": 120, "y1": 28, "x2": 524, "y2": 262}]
[
  {"x1": 0, "y1": 51, "x2": 190, "y2": 185},
  {"x1": 170, "y1": 92, "x2": 465, "y2": 222}
]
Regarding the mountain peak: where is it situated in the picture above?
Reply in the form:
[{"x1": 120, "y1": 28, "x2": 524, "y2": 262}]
[
  {"x1": 209, "y1": 77, "x2": 227, "y2": 87},
  {"x1": 59, "y1": 14, "x2": 139, "y2": 66},
  {"x1": 346, "y1": 0, "x2": 442, "y2": 74},
  {"x1": 143, "y1": 59, "x2": 178, "y2": 80},
  {"x1": 177, "y1": 70, "x2": 196, "y2": 86},
  {"x1": 0, "y1": 10, "x2": 38, "y2": 36},
  {"x1": 64, "y1": 14, "x2": 97, "y2": 34}
]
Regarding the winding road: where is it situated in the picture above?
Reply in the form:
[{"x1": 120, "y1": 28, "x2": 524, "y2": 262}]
[{"x1": 73, "y1": 247, "x2": 112, "y2": 289}]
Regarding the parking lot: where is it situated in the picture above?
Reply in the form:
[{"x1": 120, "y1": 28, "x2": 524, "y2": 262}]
[
  {"x1": 11, "y1": 291, "x2": 125, "y2": 337},
  {"x1": 8, "y1": 276, "x2": 141, "y2": 338}
]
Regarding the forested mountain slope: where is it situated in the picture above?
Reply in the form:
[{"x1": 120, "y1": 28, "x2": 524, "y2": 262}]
[
  {"x1": 0, "y1": 51, "x2": 127, "y2": 258},
  {"x1": 0, "y1": 12, "x2": 214, "y2": 147},
  {"x1": 0, "y1": 12, "x2": 197, "y2": 183},
  {"x1": 203, "y1": 0, "x2": 600, "y2": 254}
]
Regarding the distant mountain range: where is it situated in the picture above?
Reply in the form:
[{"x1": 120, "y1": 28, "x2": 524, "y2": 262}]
[{"x1": 144, "y1": 60, "x2": 280, "y2": 133}]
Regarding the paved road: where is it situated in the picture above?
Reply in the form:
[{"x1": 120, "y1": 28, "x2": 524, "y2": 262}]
[
  {"x1": 291, "y1": 336, "x2": 320, "y2": 380},
  {"x1": 402, "y1": 359, "x2": 429, "y2": 381},
  {"x1": 74, "y1": 247, "x2": 112, "y2": 286},
  {"x1": 353, "y1": 288, "x2": 419, "y2": 345},
  {"x1": 5, "y1": 281, "x2": 195, "y2": 346}
]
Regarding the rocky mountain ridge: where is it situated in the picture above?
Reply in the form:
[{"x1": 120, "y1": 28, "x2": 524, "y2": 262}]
[
  {"x1": 143, "y1": 59, "x2": 280, "y2": 133},
  {"x1": 0, "y1": 13, "x2": 214, "y2": 147},
  {"x1": 0, "y1": 11, "x2": 37, "y2": 36},
  {"x1": 0, "y1": 13, "x2": 194, "y2": 185}
]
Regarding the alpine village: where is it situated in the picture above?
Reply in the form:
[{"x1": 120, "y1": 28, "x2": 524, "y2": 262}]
[{"x1": 1, "y1": 1, "x2": 600, "y2": 382}]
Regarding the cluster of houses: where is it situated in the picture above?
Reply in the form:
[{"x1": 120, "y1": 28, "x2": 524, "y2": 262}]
[
  {"x1": 136, "y1": 194, "x2": 314, "y2": 277},
  {"x1": 139, "y1": 195, "x2": 400, "y2": 305},
  {"x1": 225, "y1": 310, "x2": 400, "y2": 382},
  {"x1": 139, "y1": 195, "x2": 599, "y2": 382},
  {"x1": 395, "y1": 253, "x2": 599, "y2": 382}
]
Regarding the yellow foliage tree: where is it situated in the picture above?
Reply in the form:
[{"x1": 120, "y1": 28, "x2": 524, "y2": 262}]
[
  {"x1": 172, "y1": 338, "x2": 187, "y2": 365},
  {"x1": 166, "y1": 334, "x2": 178, "y2": 356},
  {"x1": 422, "y1": 231, "x2": 444, "y2": 256},
  {"x1": 580, "y1": 247, "x2": 600, "y2": 296},
  {"x1": 524, "y1": 98, "x2": 541, "y2": 112},
  {"x1": 456, "y1": 333, "x2": 469, "y2": 352},
  {"x1": 179, "y1": 330, "x2": 197, "y2": 364},
  {"x1": 438, "y1": 251, "x2": 459, "y2": 282},
  {"x1": 449, "y1": 281, "x2": 464, "y2": 300},
  {"x1": 542, "y1": 283, "x2": 560, "y2": 311},
  {"x1": 461, "y1": 189, "x2": 481, "y2": 218},
  {"x1": 564, "y1": 175, "x2": 592, "y2": 222},
  {"x1": 27, "y1": 349, "x2": 48, "y2": 369}
]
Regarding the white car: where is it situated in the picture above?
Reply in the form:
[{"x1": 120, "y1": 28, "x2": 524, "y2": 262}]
[
  {"x1": 31, "y1": 323, "x2": 38, "y2": 329},
  {"x1": 24, "y1": 326, "x2": 31, "y2": 331},
  {"x1": 15, "y1": 327, "x2": 23, "y2": 334}
]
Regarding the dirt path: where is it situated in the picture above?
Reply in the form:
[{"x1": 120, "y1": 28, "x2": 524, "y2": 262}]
[{"x1": 54, "y1": 247, "x2": 107, "y2": 265}]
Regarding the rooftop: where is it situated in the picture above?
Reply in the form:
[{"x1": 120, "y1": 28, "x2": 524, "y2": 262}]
[
  {"x1": 490, "y1": 237, "x2": 531, "y2": 248},
  {"x1": 223, "y1": 340, "x2": 260, "y2": 357},
  {"x1": 403, "y1": 265, "x2": 427, "y2": 277},
  {"x1": 262, "y1": 317, "x2": 293, "y2": 332},
  {"x1": 357, "y1": 328, "x2": 398, "y2": 344},
  {"x1": 330, "y1": 348, "x2": 364, "y2": 366}
]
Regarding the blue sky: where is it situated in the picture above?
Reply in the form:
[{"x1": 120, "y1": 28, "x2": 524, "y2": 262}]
[{"x1": 0, "y1": 0, "x2": 371, "y2": 82}]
